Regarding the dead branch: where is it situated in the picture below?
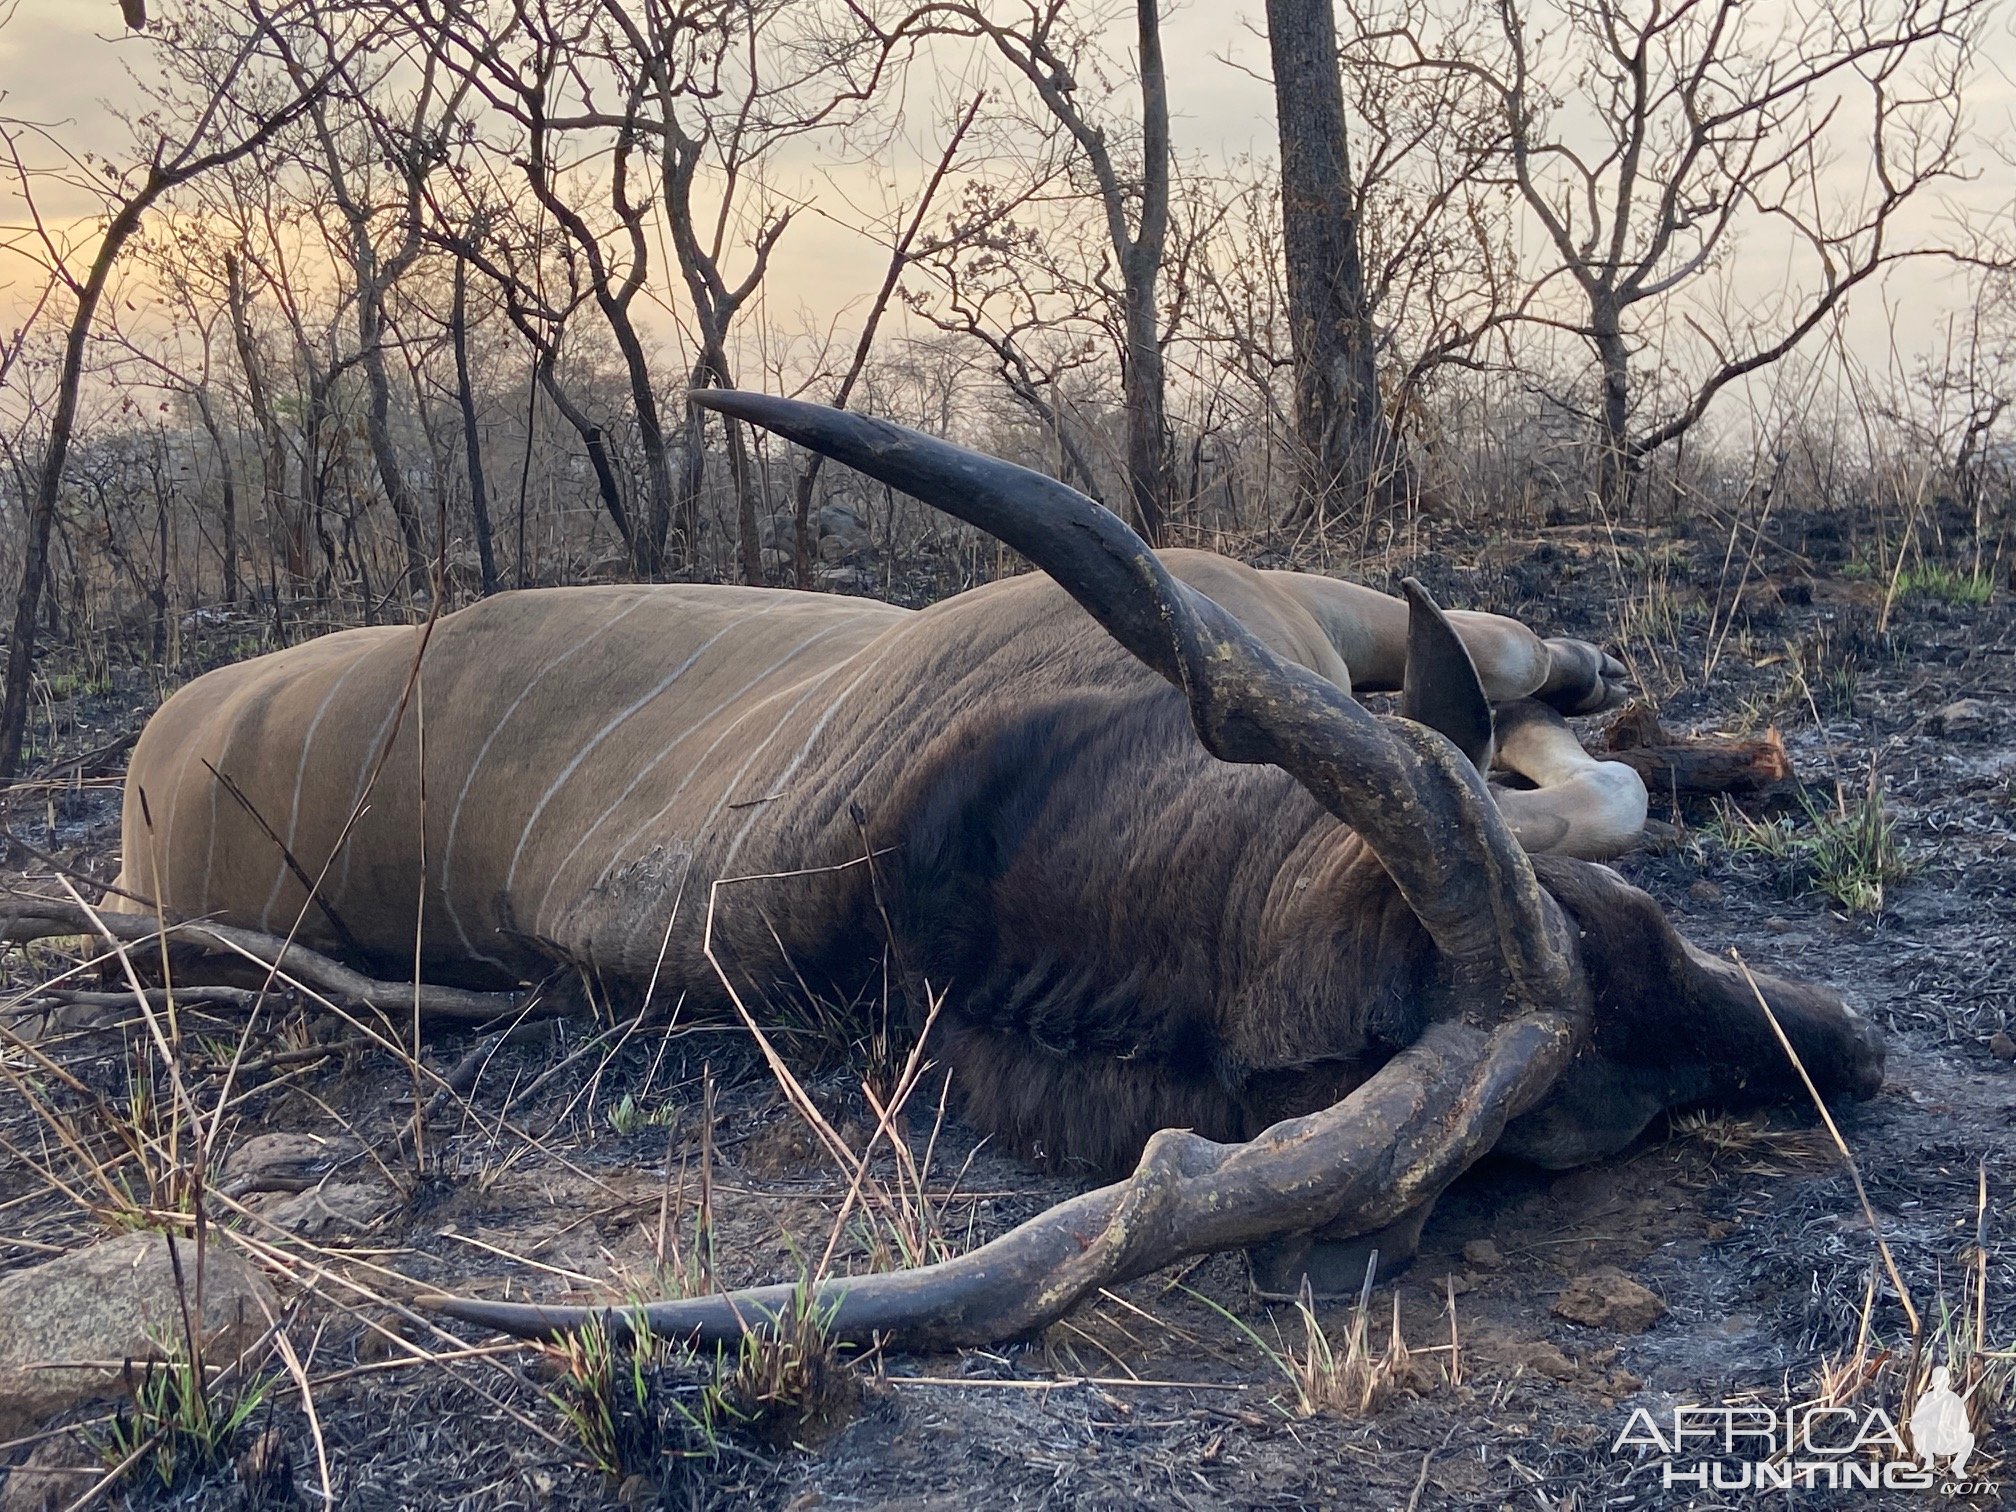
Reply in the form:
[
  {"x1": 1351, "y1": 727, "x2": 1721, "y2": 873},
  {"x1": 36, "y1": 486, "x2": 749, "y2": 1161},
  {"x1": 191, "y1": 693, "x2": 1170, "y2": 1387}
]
[
  {"x1": 0, "y1": 900, "x2": 530, "y2": 1024},
  {"x1": 1601, "y1": 702, "x2": 1793, "y2": 798}
]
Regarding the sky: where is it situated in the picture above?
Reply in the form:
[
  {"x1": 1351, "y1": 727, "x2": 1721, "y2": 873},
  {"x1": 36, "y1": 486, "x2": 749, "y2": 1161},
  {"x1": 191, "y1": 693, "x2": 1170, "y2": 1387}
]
[{"x1": 2, "y1": 0, "x2": 2013, "y2": 433}]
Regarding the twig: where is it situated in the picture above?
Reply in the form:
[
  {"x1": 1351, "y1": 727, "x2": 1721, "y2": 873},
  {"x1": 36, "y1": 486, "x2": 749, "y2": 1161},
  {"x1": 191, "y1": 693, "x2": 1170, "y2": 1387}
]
[
  {"x1": 0, "y1": 899, "x2": 530, "y2": 1023},
  {"x1": 1404, "y1": 1424, "x2": 1460, "y2": 1512},
  {"x1": 202, "y1": 759, "x2": 364, "y2": 957},
  {"x1": 1733, "y1": 950, "x2": 1918, "y2": 1335}
]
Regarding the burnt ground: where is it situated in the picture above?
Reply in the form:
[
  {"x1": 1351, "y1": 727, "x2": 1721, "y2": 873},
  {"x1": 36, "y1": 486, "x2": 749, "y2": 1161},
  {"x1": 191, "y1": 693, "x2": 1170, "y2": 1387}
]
[{"x1": 1, "y1": 519, "x2": 2013, "y2": 1511}]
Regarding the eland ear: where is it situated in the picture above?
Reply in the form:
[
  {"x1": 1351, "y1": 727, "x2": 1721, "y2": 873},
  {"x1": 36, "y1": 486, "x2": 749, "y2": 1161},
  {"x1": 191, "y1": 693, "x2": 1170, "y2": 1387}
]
[{"x1": 1400, "y1": 578, "x2": 1493, "y2": 771}]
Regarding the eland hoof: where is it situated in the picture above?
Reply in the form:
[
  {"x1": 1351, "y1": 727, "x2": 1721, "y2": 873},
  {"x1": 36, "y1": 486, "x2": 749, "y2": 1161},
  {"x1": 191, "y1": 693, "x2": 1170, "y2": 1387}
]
[{"x1": 1245, "y1": 1198, "x2": 1438, "y2": 1301}]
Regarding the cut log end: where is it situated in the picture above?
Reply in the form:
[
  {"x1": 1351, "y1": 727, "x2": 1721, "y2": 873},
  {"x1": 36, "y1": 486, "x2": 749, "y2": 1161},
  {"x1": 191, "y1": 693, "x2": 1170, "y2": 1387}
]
[{"x1": 1599, "y1": 702, "x2": 1792, "y2": 799}]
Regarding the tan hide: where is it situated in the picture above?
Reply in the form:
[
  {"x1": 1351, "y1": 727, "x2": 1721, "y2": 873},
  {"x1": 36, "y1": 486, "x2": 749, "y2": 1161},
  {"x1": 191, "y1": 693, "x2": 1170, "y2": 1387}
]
[{"x1": 111, "y1": 551, "x2": 1640, "y2": 993}]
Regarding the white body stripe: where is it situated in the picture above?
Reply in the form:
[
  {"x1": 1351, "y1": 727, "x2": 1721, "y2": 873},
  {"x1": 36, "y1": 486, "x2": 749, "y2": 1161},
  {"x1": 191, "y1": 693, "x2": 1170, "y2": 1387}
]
[
  {"x1": 528, "y1": 620, "x2": 848, "y2": 929},
  {"x1": 260, "y1": 654, "x2": 372, "y2": 930},
  {"x1": 438, "y1": 596, "x2": 653, "y2": 961},
  {"x1": 502, "y1": 601, "x2": 789, "y2": 898}
]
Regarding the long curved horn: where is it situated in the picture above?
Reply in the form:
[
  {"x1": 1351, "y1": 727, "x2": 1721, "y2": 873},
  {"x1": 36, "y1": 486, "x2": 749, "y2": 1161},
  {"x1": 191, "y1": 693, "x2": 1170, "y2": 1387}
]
[
  {"x1": 425, "y1": 1015, "x2": 1571, "y2": 1351},
  {"x1": 419, "y1": 396, "x2": 1593, "y2": 1354},
  {"x1": 696, "y1": 392, "x2": 1573, "y2": 995}
]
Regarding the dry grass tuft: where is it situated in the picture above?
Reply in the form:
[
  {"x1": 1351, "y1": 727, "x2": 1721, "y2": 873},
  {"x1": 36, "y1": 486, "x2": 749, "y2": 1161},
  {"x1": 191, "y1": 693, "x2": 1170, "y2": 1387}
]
[
  {"x1": 1668, "y1": 1109, "x2": 1832, "y2": 1166},
  {"x1": 1189, "y1": 1267, "x2": 1452, "y2": 1421},
  {"x1": 543, "y1": 1292, "x2": 861, "y2": 1493}
]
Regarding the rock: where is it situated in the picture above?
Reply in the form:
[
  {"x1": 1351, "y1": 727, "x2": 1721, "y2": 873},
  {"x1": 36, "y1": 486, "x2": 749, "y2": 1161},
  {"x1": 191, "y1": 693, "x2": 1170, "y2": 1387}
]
[
  {"x1": 1462, "y1": 1238, "x2": 1505, "y2": 1268},
  {"x1": 813, "y1": 565, "x2": 875, "y2": 594},
  {"x1": 1514, "y1": 1340, "x2": 1576, "y2": 1380},
  {"x1": 760, "y1": 547, "x2": 793, "y2": 576},
  {"x1": 1551, "y1": 1266, "x2": 1666, "y2": 1332},
  {"x1": 219, "y1": 1132, "x2": 363, "y2": 1198},
  {"x1": 222, "y1": 1133, "x2": 389, "y2": 1239},
  {"x1": 815, "y1": 504, "x2": 872, "y2": 561},
  {"x1": 758, "y1": 511, "x2": 798, "y2": 550},
  {"x1": 1988, "y1": 1032, "x2": 2016, "y2": 1062},
  {"x1": 1931, "y1": 699, "x2": 1993, "y2": 738},
  {"x1": 816, "y1": 501, "x2": 867, "y2": 536},
  {"x1": 0, "y1": 1233, "x2": 276, "y2": 1441},
  {"x1": 246, "y1": 1180, "x2": 394, "y2": 1240}
]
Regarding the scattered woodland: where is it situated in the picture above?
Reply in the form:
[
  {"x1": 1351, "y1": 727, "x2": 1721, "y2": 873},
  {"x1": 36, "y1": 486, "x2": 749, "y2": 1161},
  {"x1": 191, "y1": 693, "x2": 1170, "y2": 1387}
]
[{"x1": 0, "y1": 0, "x2": 2007, "y2": 761}]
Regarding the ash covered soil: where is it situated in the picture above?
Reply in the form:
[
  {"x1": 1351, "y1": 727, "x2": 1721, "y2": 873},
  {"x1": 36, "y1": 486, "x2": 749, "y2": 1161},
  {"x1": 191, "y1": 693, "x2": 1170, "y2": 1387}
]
[{"x1": 2, "y1": 518, "x2": 2013, "y2": 1511}]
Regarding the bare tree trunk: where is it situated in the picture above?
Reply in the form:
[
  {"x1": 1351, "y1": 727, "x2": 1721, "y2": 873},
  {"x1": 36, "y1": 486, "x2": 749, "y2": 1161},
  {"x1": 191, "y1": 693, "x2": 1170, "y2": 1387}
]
[
  {"x1": 690, "y1": 347, "x2": 764, "y2": 587},
  {"x1": 1265, "y1": 0, "x2": 1410, "y2": 526},
  {"x1": 536, "y1": 362, "x2": 634, "y2": 558},
  {"x1": 218, "y1": 443, "x2": 240, "y2": 605},
  {"x1": 193, "y1": 391, "x2": 239, "y2": 603},
  {"x1": 677, "y1": 358, "x2": 709, "y2": 575},
  {"x1": 1591, "y1": 294, "x2": 1630, "y2": 511},
  {"x1": 725, "y1": 408, "x2": 764, "y2": 587},
  {"x1": 3, "y1": 194, "x2": 167, "y2": 779},
  {"x1": 451, "y1": 256, "x2": 499, "y2": 595},
  {"x1": 1122, "y1": 296, "x2": 1170, "y2": 547},
  {"x1": 910, "y1": 9, "x2": 1171, "y2": 541},
  {"x1": 608, "y1": 319, "x2": 674, "y2": 580},
  {"x1": 1121, "y1": 0, "x2": 1171, "y2": 546},
  {"x1": 357, "y1": 289, "x2": 429, "y2": 594},
  {"x1": 677, "y1": 352, "x2": 768, "y2": 587},
  {"x1": 224, "y1": 251, "x2": 302, "y2": 591},
  {"x1": 671, "y1": 296, "x2": 765, "y2": 588}
]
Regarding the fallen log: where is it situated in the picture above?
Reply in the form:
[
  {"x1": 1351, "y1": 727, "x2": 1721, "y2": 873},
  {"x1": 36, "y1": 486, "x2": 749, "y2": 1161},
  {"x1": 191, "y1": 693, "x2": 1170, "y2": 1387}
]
[{"x1": 1598, "y1": 701, "x2": 1792, "y2": 800}]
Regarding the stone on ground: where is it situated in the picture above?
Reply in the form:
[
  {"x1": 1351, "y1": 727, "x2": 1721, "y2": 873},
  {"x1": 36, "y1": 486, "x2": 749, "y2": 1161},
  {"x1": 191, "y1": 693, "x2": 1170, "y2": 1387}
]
[
  {"x1": 0, "y1": 1232, "x2": 276, "y2": 1441},
  {"x1": 1550, "y1": 1266, "x2": 1666, "y2": 1332}
]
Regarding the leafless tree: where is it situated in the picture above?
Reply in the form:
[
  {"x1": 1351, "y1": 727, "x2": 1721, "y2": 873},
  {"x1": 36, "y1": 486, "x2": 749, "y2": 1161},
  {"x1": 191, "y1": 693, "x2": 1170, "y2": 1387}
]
[
  {"x1": 0, "y1": 2, "x2": 356, "y2": 783},
  {"x1": 880, "y1": 0, "x2": 1173, "y2": 543},
  {"x1": 448, "y1": 249, "x2": 501, "y2": 594},
  {"x1": 781, "y1": 93, "x2": 984, "y2": 585},
  {"x1": 413, "y1": 0, "x2": 683, "y2": 577},
  {"x1": 257, "y1": 6, "x2": 475, "y2": 594},
  {"x1": 105, "y1": 221, "x2": 245, "y2": 604},
  {"x1": 1356, "y1": 0, "x2": 1990, "y2": 506}
]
